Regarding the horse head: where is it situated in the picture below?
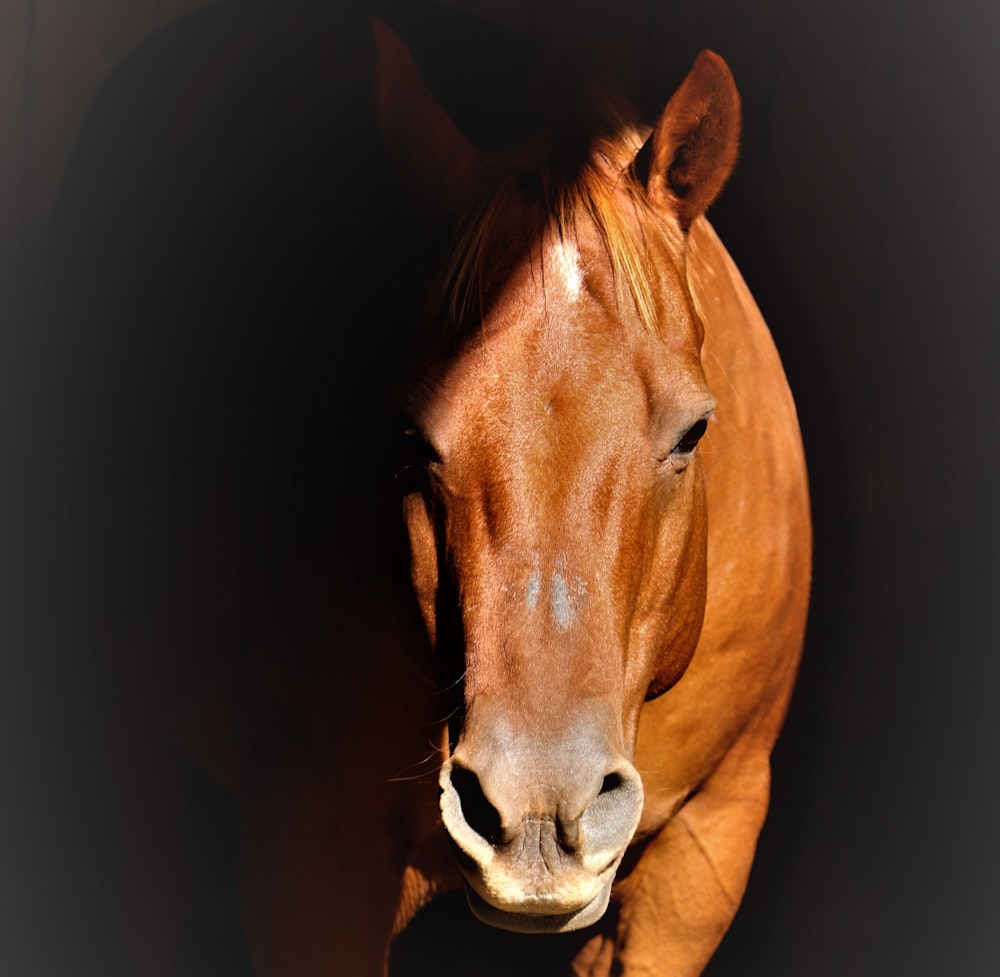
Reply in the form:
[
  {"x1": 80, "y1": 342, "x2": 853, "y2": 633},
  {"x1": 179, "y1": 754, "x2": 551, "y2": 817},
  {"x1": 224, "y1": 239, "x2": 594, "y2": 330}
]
[{"x1": 374, "y1": 21, "x2": 740, "y2": 933}]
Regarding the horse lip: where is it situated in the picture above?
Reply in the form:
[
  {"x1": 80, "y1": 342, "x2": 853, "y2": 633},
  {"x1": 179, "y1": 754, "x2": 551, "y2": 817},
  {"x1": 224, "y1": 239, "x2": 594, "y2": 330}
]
[
  {"x1": 451, "y1": 845, "x2": 624, "y2": 933},
  {"x1": 461, "y1": 875, "x2": 615, "y2": 933}
]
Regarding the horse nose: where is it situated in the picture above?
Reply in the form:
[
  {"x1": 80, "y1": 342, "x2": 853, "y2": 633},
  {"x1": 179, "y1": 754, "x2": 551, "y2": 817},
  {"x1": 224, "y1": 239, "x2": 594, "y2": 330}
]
[
  {"x1": 443, "y1": 754, "x2": 643, "y2": 862},
  {"x1": 439, "y1": 709, "x2": 645, "y2": 923}
]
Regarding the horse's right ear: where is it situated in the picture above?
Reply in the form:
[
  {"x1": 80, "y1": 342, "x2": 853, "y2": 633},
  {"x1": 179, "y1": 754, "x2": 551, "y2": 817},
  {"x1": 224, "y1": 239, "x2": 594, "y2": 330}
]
[
  {"x1": 643, "y1": 50, "x2": 741, "y2": 230},
  {"x1": 372, "y1": 19, "x2": 484, "y2": 222}
]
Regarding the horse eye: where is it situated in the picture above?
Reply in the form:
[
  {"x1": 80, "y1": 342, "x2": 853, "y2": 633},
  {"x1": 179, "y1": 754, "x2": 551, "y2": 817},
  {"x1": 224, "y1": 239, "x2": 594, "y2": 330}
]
[
  {"x1": 394, "y1": 426, "x2": 441, "y2": 494},
  {"x1": 672, "y1": 418, "x2": 708, "y2": 455},
  {"x1": 403, "y1": 427, "x2": 441, "y2": 461}
]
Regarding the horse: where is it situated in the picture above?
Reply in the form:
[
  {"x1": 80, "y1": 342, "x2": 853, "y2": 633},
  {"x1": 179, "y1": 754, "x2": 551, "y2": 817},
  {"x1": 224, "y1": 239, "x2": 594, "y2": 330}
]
[
  {"x1": 372, "y1": 20, "x2": 811, "y2": 976},
  {"x1": 33, "y1": 5, "x2": 810, "y2": 976}
]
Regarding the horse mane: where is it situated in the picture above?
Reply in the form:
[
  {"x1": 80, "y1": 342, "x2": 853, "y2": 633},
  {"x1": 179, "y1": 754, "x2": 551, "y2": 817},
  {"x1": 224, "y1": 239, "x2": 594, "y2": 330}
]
[{"x1": 439, "y1": 86, "x2": 684, "y2": 337}]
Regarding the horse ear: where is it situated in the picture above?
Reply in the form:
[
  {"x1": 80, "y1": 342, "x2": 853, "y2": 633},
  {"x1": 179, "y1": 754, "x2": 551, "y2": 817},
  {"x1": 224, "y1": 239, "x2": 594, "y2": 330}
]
[
  {"x1": 372, "y1": 19, "x2": 484, "y2": 221},
  {"x1": 644, "y1": 50, "x2": 741, "y2": 229}
]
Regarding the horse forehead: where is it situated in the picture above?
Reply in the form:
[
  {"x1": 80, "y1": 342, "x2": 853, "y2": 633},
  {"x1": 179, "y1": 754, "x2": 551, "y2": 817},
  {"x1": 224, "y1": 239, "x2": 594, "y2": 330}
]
[
  {"x1": 415, "y1": 209, "x2": 704, "y2": 447},
  {"x1": 451, "y1": 305, "x2": 644, "y2": 432},
  {"x1": 548, "y1": 234, "x2": 585, "y2": 301},
  {"x1": 535, "y1": 211, "x2": 700, "y2": 354}
]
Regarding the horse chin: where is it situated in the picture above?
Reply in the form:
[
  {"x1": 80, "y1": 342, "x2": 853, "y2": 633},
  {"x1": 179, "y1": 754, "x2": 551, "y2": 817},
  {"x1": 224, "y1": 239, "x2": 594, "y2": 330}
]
[{"x1": 462, "y1": 877, "x2": 614, "y2": 934}]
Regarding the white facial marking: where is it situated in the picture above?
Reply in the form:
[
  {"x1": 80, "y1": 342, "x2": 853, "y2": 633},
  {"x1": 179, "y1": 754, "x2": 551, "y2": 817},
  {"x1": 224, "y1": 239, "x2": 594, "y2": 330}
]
[
  {"x1": 551, "y1": 571, "x2": 573, "y2": 632},
  {"x1": 553, "y1": 237, "x2": 584, "y2": 301},
  {"x1": 526, "y1": 569, "x2": 541, "y2": 611},
  {"x1": 524, "y1": 566, "x2": 585, "y2": 630}
]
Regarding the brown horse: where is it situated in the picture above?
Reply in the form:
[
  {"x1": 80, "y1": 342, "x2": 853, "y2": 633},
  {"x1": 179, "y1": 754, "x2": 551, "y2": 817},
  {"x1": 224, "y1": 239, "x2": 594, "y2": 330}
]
[
  {"x1": 370, "y1": 20, "x2": 812, "y2": 977},
  {"x1": 36, "y1": 8, "x2": 809, "y2": 976}
]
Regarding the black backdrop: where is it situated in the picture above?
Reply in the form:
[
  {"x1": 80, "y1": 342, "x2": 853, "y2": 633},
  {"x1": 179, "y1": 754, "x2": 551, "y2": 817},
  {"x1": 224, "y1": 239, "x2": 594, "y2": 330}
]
[{"x1": 2, "y1": 1, "x2": 998, "y2": 975}]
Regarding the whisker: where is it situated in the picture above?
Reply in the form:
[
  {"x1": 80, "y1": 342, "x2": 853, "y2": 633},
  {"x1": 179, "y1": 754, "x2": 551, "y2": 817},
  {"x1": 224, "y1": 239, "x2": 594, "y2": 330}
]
[
  {"x1": 433, "y1": 700, "x2": 464, "y2": 722},
  {"x1": 438, "y1": 668, "x2": 467, "y2": 694},
  {"x1": 387, "y1": 744, "x2": 444, "y2": 783}
]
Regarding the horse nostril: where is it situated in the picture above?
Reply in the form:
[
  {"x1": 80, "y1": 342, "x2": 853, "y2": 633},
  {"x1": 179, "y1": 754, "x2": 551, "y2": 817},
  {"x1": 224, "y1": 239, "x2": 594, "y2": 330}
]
[
  {"x1": 577, "y1": 763, "x2": 644, "y2": 860},
  {"x1": 449, "y1": 764, "x2": 504, "y2": 847},
  {"x1": 599, "y1": 772, "x2": 623, "y2": 795}
]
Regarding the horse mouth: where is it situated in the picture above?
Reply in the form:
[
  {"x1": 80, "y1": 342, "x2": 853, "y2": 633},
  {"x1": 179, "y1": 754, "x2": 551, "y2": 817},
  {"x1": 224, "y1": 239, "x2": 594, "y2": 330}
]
[
  {"x1": 461, "y1": 875, "x2": 615, "y2": 933},
  {"x1": 443, "y1": 815, "x2": 626, "y2": 933}
]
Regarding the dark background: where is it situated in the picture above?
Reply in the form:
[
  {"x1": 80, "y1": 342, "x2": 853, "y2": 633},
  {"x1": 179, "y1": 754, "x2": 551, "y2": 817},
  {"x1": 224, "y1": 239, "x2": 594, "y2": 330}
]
[{"x1": 2, "y1": 1, "x2": 998, "y2": 975}]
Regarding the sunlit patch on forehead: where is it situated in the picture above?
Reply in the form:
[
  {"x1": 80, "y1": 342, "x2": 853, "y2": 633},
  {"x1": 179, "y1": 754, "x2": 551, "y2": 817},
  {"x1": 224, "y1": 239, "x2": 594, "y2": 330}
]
[
  {"x1": 551, "y1": 234, "x2": 584, "y2": 301},
  {"x1": 437, "y1": 118, "x2": 691, "y2": 337}
]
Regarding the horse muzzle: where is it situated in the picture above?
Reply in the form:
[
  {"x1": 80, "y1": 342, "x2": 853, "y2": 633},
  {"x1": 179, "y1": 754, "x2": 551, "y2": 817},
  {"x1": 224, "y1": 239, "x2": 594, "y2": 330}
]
[{"x1": 438, "y1": 713, "x2": 644, "y2": 933}]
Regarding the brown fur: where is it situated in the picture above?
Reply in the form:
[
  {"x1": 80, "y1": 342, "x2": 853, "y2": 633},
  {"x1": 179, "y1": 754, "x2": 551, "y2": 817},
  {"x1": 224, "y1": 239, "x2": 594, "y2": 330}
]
[{"x1": 372, "y1": 21, "x2": 810, "y2": 977}]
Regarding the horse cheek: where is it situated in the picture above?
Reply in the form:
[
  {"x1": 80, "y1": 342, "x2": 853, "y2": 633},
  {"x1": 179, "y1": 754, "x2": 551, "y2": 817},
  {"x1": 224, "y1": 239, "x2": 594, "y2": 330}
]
[{"x1": 644, "y1": 475, "x2": 710, "y2": 700}]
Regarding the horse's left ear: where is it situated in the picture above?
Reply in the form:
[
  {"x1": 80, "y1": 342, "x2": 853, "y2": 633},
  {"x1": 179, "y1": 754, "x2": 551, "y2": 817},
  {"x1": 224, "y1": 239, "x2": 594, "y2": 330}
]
[
  {"x1": 372, "y1": 19, "x2": 484, "y2": 223},
  {"x1": 643, "y1": 50, "x2": 741, "y2": 229}
]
